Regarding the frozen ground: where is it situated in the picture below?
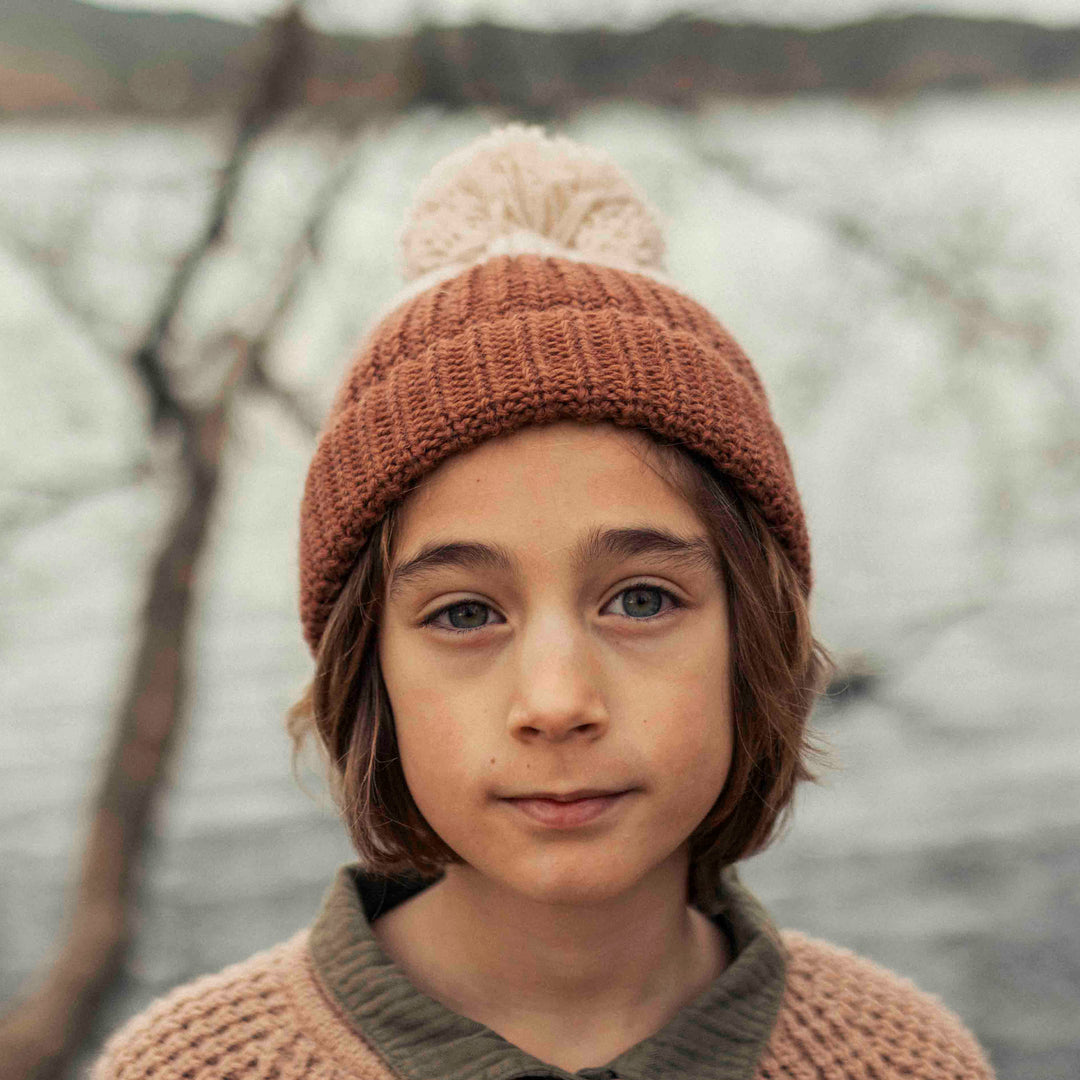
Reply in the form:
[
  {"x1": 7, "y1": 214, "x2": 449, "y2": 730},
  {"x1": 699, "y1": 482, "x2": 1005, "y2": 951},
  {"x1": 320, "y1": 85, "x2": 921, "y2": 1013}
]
[{"x1": 0, "y1": 94, "x2": 1078, "y2": 1078}]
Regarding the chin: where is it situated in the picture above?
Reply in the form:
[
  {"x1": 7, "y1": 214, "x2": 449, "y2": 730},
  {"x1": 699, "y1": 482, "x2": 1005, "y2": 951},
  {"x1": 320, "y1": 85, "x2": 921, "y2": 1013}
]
[{"x1": 500, "y1": 853, "x2": 648, "y2": 908}]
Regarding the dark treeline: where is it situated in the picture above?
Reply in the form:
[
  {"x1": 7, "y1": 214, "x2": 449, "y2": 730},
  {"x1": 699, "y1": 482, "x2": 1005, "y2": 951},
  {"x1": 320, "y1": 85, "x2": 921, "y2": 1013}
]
[{"x1": 4, "y1": 0, "x2": 1080, "y2": 119}]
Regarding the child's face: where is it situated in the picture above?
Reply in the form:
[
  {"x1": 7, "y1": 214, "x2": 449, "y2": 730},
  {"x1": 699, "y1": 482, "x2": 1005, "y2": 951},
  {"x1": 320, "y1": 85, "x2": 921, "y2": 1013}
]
[{"x1": 377, "y1": 420, "x2": 733, "y2": 907}]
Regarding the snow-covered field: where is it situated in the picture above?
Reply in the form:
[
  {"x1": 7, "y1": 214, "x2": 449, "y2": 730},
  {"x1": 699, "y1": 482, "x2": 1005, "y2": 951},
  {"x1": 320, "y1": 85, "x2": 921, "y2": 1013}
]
[{"x1": 1, "y1": 94, "x2": 1077, "y2": 1077}]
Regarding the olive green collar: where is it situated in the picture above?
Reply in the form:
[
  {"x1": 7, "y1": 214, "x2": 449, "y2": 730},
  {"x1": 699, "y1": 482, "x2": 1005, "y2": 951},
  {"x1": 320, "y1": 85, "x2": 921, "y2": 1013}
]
[{"x1": 309, "y1": 863, "x2": 786, "y2": 1080}]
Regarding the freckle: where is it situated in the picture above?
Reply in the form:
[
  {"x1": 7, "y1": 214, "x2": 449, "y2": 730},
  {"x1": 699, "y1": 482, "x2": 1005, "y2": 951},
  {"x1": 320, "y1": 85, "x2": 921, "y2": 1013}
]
[{"x1": 489, "y1": 757, "x2": 495, "y2": 765}]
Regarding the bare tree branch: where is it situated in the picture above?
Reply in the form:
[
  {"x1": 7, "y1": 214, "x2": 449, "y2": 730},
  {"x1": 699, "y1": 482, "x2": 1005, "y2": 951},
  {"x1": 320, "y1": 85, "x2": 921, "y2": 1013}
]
[
  {"x1": 244, "y1": 344, "x2": 322, "y2": 437},
  {"x1": 0, "y1": 8, "x2": 313, "y2": 1079},
  {"x1": 824, "y1": 598, "x2": 989, "y2": 710},
  {"x1": 0, "y1": 211, "x2": 119, "y2": 361},
  {"x1": 0, "y1": 468, "x2": 149, "y2": 541},
  {"x1": 684, "y1": 123, "x2": 1079, "y2": 412},
  {"x1": 135, "y1": 4, "x2": 310, "y2": 428},
  {"x1": 0, "y1": 355, "x2": 249, "y2": 1080},
  {"x1": 238, "y1": 123, "x2": 382, "y2": 438}
]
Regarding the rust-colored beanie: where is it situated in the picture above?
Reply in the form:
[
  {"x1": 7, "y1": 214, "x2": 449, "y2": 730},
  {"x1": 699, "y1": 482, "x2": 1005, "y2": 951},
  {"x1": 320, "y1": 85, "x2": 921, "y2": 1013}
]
[{"x1": 299, "y1": 123, "x2": 810, "y2": 654}]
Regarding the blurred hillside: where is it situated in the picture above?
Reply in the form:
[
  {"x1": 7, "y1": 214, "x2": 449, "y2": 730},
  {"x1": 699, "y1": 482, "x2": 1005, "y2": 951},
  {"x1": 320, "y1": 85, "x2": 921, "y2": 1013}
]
[{"x1": 4, "y1": 0, "x2": 1080, "y2": 116}]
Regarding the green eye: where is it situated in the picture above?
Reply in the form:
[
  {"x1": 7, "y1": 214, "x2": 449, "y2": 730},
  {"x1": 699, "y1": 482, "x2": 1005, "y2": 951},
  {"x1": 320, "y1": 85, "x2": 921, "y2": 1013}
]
[
  {"x1": 610, "y1": 583, "x2": 681, "y2": 620},
  {"x1": 619, "y1": 585, "x2": 664, "y2": 618},
  {"x1": 425, "y1": 600, "x2": 494, "y2": 633},
  {"x1": 423, "y1": 583, "x2": 682, "y2": 636}
]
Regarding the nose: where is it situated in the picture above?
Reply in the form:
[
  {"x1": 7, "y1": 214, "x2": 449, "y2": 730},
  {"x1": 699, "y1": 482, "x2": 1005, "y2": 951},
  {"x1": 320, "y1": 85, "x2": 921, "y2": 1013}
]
[{"x1": 506, "y1": 618, "x2": 609, "y2": 742}]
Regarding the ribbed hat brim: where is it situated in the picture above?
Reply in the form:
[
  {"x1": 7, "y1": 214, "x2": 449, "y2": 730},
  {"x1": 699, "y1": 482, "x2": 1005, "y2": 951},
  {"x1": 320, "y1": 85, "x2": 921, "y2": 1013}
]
[{"x1": 299, "y1": 255, "x2": 809, "y2": 652}]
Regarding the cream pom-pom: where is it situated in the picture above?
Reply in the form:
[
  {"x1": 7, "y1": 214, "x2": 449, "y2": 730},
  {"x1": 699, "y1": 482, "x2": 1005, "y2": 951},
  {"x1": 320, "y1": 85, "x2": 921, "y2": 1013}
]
[{"x1": 400, "y1": 123, "x2": 666, "y2": 283}]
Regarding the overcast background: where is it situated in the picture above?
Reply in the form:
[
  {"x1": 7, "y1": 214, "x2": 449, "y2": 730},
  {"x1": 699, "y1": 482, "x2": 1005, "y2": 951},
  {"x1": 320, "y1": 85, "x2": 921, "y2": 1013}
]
[{"x1": 1, "y1": 2, "x2": 1078, "y2": 1078}]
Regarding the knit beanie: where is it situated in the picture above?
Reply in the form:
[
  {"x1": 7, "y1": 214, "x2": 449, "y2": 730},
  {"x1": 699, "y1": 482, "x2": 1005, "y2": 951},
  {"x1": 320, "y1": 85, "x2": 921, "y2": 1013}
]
[{"x1": 298, "y1": 123, "x2": 810, "y2": 654}]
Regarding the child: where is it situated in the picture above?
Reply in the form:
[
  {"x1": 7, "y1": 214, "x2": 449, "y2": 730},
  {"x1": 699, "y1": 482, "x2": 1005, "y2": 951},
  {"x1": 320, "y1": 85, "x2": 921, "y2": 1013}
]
[{"x1": 92, "y1": 125, "x2": 996, "y2": 1080}]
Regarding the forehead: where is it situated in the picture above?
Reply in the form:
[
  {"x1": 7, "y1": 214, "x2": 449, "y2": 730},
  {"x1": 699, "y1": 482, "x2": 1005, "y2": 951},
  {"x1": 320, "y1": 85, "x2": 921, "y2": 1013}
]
[{"x1": 394, "y1": 421, "x2": 699, "y2": 539}]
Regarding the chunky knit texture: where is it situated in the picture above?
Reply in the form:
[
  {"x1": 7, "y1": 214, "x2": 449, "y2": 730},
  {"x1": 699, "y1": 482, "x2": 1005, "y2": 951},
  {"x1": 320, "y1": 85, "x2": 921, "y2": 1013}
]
[
  {"x1": 297, "y1": 124, "x2": 811, "y2": 653},
  {"x1": 399, "y1": 123, "x2": 667, "y2": 284},
  {"x1": 299, "y1": 863, "x2": 786, "y2": 1080},
  {"x1": 299, "y1": 253, "x2": 809, "y2": 652},
  {"x1": 90, "y1": 930, "x2": 994, "y2": 1080}
]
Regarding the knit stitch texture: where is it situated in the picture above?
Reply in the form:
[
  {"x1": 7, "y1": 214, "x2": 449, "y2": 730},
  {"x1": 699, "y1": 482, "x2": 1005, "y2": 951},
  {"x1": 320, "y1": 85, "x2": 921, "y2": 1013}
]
[
  {"x1": 298, "y1": 252, "x2": 809, "y2": 653},
  {"x1": 89, "y1": 930, "x2": 994, "y2": 1080},
  {"x1": 399, "y1": 122, "x2": 666, "y2": 283}
]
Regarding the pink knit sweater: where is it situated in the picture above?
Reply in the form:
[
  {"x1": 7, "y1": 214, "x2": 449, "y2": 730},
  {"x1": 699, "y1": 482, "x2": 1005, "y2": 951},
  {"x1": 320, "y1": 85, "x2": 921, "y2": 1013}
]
[{"x1": 90, "y1": 926, "x2": 995, "y2": 1080}]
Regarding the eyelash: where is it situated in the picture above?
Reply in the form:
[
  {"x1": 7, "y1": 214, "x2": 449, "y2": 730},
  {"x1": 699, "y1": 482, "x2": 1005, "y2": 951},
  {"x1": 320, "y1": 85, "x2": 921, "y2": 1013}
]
[{"x1": 420, "y1": 582, "x2": 684, "y2": 636}]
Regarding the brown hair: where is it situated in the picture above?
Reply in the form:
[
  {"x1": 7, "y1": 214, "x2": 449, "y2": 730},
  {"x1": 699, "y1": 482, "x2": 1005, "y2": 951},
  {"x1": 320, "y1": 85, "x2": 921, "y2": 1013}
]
[{"x1": 287, "y1": 428, "x2": 834, "y2": 910}]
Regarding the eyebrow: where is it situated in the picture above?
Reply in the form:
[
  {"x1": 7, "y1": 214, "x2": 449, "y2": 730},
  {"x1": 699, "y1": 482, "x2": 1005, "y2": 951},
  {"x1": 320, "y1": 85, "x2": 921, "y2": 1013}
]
[{"x1": 386, "y1": 525, "x2": 721, "y2": 602}]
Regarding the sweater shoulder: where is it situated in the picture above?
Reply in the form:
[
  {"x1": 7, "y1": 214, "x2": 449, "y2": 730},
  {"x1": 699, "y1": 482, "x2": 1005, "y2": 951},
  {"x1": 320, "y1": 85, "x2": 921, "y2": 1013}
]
[
  {"x1": 758, "y1": 930, "x2": 996, "y2": 1079},
  {"x1": 89, "y1": 930, "x2": 376, "y2": 1080}
]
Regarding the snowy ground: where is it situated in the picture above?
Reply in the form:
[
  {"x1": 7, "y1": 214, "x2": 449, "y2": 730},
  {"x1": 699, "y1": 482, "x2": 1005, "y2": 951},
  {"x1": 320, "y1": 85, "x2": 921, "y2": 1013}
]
[{"x1": 1, "y1": 94, "x2": 1078, "y2": 1078}]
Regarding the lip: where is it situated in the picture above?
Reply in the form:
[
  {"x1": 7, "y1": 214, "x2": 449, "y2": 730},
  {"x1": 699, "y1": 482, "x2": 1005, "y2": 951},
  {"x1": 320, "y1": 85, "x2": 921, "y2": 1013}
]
[
  {"x1": 502, "y1": 791, "x2": 632, "y2": 829},
  {"x1": 509, "y1": 788, "x2": 627, "y2": 802}
]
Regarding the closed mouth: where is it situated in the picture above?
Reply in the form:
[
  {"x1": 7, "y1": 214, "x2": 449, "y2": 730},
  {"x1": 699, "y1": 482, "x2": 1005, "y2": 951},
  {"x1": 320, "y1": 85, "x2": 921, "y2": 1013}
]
[
  {"x1": 504, "y1": 789, "x2": 630, "y2": 802},
  {"x1": 503, "y1": 790, "x2": 633, "y2": 828}
]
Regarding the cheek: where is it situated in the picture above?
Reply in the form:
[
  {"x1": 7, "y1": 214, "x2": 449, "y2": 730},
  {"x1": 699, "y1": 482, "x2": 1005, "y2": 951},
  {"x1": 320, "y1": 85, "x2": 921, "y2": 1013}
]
[
  {"x1": 638, "y1": 616, "x2": 731, "y2": 723},
  {"x1": 396, "y1": 721, "x2": 473, "y2": 841},
  {"x1": 391, "y1": 687, "x2": 488, "y2": 817},
  {"x1": 636, "y1": 668, "x2": 733, "y2": 797},
  {"x1": 378, "y1": 626, "x2": 502, "y2": 824},
  {"x1": 393, "y1": 694, "x2": 467, "y2": 771},
  {"x1": 664, "y1": 710, "x2": 733, "y2": 788}
]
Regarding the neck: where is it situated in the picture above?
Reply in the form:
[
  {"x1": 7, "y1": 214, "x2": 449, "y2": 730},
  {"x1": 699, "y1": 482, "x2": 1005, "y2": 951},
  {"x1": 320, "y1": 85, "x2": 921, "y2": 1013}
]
[{"x1": 371, "y1": 849, "x2": 727, "y2": 1045}]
